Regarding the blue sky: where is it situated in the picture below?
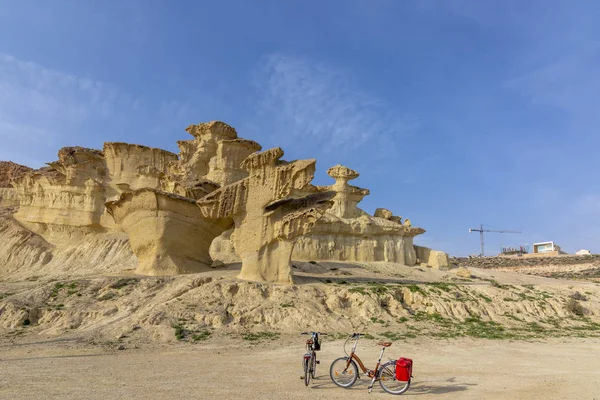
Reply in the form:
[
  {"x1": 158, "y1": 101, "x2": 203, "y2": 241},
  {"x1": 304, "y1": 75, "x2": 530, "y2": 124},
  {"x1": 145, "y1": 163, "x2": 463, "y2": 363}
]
[{"x1": 1, "y1": 0, "x2": 599, "y2": 256}]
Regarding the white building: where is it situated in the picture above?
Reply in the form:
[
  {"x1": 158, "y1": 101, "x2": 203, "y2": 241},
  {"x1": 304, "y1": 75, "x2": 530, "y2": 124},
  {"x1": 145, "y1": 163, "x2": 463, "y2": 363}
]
[{"x1": 532, "y1": 241, "x2": 564, "y2": 255}]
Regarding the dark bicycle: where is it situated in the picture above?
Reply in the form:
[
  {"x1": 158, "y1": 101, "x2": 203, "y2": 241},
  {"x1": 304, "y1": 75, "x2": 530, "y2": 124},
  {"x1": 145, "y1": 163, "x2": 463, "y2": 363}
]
[{"x1": 300, "y1": 331, "x2": 327, "y2": 386}]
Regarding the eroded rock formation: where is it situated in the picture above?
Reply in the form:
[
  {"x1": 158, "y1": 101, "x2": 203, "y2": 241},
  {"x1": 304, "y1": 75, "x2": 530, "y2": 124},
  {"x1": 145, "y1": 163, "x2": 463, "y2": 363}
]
[
  {"x1": 0, "y1": 120, "x2": 443, "y2": 283},
  {"x1": 197, "y1": 147, "x2": 334, "y2": 284},
  {"x1": 292, "y1": 165, "x2": 425, "y2": 264},
  {"x1": 12, "y1": 148, "x2": 111, "y2": 235},
  {"x1": 5, "y1": 122, "x2": 263, "y2": 276},
  {"x1": 106, "y1": 188, "x2": 231, "y2": 275}
]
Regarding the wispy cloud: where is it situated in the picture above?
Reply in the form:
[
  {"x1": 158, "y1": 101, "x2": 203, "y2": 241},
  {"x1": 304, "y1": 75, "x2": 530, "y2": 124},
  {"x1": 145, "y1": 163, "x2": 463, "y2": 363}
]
[
  {"x1": 505, "y1": 49, "x2": 600, "y2": 126},
  {"x1": 0, "y1": 53, "x2": 121, "y2": 164},
  {"x1": 251, "y1": 54, "x2": 418, "y2": 154},
  {"x1": 0, "y1": 53, "x2": 195, "y2": 166}
]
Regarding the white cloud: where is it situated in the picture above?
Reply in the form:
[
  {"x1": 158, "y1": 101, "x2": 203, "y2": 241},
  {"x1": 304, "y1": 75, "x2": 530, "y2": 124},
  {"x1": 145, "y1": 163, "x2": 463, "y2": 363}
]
[
  {"x1": 0, "y1": 53, "x2": 194, "y2": 166},
  {"x1": 0, "y1": 53, "x2": 120, "y2": 161},
  {"x1": 252, "y1": 54, "x2": 418, "y2": 153}
]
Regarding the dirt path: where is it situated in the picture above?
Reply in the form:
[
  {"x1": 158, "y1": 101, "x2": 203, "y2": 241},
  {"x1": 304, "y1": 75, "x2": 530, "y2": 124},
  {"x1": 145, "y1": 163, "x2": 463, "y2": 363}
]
[{"x1": 1, "y1": 337, "x2": 599, "y2": 399}]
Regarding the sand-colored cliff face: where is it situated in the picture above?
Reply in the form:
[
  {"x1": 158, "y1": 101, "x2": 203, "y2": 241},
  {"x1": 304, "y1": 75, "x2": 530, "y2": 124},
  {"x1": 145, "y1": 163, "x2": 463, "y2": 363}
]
[
  {"x1": 13, "y1": 148, "x2": 110, "y2": 236},
  {"x1": 0, "y1": 188, "x2": 19, "y2": 207},
  {"x1": 103, "y1": 142, "x2": 178, "y2": 194},
  {"x1": 167, "y1": 121, "x2": 261, "y2": 191},
  {"x1": 291, "y1": 165, "x2": 425, "y2": 265}
]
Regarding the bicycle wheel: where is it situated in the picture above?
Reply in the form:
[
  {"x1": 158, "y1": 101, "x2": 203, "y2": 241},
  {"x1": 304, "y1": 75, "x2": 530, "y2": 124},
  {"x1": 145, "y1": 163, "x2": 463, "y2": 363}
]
[
  {"x1": 304, "y1": 354, "x2": 311, "y2": 386},
  {"x1": 378, "y1": 361, "x2": 411, "y2": 395},
  {"x1": 311, "y1": 351, "x2": 317, "y2": 379},
  {"x1": 329, "y1": 357, "x2": 359, "y2": 388}
]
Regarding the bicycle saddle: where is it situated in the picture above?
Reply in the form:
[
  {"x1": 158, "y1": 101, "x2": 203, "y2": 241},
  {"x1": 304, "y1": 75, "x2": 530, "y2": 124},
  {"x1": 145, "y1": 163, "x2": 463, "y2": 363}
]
[
  {"x1": 306, "y1": 339, "x2": 314, "y2": 344},
  {"x1": 377, "y1": 342, "x2": 392, "y2": 347}
]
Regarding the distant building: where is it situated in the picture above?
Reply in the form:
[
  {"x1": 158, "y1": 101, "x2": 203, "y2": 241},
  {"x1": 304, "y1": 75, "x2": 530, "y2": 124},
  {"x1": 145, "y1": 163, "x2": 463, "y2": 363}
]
[
  {"x1": 532, "y1": 241, "x2": 565, "y2": 256},
  {"x1": 576, "y1": 249, "x2": 592, "y2": 256}
]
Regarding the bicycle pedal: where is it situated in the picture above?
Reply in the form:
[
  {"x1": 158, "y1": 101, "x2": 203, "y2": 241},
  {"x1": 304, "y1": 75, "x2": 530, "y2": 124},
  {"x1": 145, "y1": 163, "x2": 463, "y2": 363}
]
[{"x1": 316, "y1": 361, "x2": 320, "y2": 364}]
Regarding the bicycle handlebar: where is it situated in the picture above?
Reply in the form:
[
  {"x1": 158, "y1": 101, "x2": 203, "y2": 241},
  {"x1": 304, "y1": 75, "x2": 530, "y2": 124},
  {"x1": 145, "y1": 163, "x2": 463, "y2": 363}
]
[{"x1": 300, "y1": 332, "x2": 328, "y2": 335}]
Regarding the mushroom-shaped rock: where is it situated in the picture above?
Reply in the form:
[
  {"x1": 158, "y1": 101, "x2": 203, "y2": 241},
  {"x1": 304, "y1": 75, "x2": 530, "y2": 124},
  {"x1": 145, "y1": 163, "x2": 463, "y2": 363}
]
[
  {"x1": 197, "y1": 147, "x2": 334, "y2": 284},
  {"x1": 324, "y1": 165, "x2": 369, "y2": 219},
  {"x1": 292, "y1": 164, "x2": 426, "y2": 265}
]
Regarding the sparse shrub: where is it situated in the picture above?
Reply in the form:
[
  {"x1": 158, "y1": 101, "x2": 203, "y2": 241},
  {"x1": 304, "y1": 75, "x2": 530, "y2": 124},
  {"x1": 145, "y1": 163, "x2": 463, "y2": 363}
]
[
  {"x1": 348, "y1": 287, "x2": 366, "y2": 295},
  {"x1": 280, "y1": 302, "x2": 294, "y2": 308},
  {"x1": 489, "y1": 279, "x2": 503, "y2": 288},
  {"x1": 398, "y1": 317, "x2": 409, "y2": 323},
  {"x1": 0, "y1": 292, "x2": 14, "y2": 301},
  {"x1": 173, "y1": 324, "x2": 186, "y2": 340},
  {"x1": 478, "y1": 293, "x2": 493, "y2": 303},
  {"x1": 98, "y1": 292, "x2": 118, "y2": 301},
  {"x1": 192, "y1": 330, "x2": 211, "y2": 341},
  {"x1": 566, "y1": 298, "x2": 585, "y2": 316},
  {"x1": 362, "y1": 333, "x2": 375, "y2": 340},
  {"x1": 381, "y1": 331, "x2": 403, "y2": 340},
  {"x1": 368, "y1": 283, "x2": 388, "y2": 296},
  {"x1": 522, "y1": 284, "x2": 535, "y2": 290},
  {"x1": 242, "y1": 331, "x2": 280, "y2": 341},
  {"x1": 430, "y1": 282, "x2": 455, "y2": 292},
  {"x1": 50, "y1": 283, "x2": 65, "y2": 298},
  {"x1": 110, "y1": 278, "x2": 138, "y2": 290},
  {"x1": 570, "y1": 291, "x2": 587, "y2": 301},
  {"x1": 406, "y1": 285, "x2": 427, "y2": 296}
]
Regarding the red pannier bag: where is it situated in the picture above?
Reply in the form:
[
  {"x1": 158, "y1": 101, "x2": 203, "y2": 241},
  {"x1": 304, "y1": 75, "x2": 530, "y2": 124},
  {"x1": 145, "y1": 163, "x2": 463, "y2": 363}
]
[{"x1": 396, "y1": 358, "x2": 413, "y2": 381}]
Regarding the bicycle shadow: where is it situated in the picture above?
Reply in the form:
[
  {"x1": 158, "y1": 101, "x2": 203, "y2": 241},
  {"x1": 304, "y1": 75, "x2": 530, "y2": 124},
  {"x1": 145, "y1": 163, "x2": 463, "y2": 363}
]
[
  {"x1": 307, "y1": 376, "x2": 476, "y2": 395},
  {"x1": 404, "y1": 377, "x2": 477, "y2": 395}
]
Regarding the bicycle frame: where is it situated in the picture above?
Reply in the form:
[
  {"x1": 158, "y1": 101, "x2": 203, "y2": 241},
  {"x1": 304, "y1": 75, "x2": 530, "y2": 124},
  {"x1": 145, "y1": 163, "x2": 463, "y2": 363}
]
[{"x1": 344, "y1": 336, "x2": 388, "y2": 379}]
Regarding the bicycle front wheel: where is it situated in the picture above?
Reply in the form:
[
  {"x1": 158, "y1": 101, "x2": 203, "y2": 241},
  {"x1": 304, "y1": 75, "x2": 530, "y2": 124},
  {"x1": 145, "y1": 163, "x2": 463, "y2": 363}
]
[
  {"x1": 378, "y1": 362, "x2": 411, "y2": 395},
  {"x1": 329, "y1": 357, "x2": 358, "y2": 388},
  {"x1": 311, "y1": 351, "x2": 317, "y2": 379},
  {"x1": 304, "y1": 355, "x2": 311, "y2": 386}
]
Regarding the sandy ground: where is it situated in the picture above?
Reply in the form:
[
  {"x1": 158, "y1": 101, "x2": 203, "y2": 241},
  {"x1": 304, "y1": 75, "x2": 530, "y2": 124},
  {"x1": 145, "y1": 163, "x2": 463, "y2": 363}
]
[{"x1": 1, "y1": 336, "x2": 599, "y2": 400}]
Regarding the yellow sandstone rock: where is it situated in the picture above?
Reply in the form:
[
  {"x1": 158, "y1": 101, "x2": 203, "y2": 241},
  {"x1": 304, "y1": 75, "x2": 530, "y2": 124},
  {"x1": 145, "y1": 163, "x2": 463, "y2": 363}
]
[
  {"x1": 292, "y1": 165, "x2": 425, "y2": 265},
  {"x1": 105, "y1": 188, "x2": 231, "y2": 275},
  {"x1": 197, "y1": 147, "x2": 334, "y2": 284}
]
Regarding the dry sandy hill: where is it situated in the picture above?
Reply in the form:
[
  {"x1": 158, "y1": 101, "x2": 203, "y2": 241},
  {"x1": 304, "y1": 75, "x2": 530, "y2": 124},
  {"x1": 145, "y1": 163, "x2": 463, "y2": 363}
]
[
  {"x1": 0, "y1": 194, "x2": 599, "y2": 347},
  {"x1": 1, "y1": 252, "x2": 599, "y2": 346}
]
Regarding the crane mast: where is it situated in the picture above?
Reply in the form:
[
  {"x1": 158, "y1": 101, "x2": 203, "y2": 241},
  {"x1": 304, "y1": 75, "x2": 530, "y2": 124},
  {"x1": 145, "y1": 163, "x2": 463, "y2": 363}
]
[{"x1": 469, "y1": 224, "x2": 521, "y2": 257}]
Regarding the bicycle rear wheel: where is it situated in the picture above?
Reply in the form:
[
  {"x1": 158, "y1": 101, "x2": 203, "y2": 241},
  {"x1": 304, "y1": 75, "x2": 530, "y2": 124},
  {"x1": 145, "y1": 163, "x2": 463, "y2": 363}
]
[
  {"x1": 329, "y1": 357, "x2": 358, "y2": 388},
  {"x1": 378, "y1": 362, "x2": 411, "y2": 395},
  {"x1": 304, "y1": 354, "x2": 311, "y2": 386}
]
